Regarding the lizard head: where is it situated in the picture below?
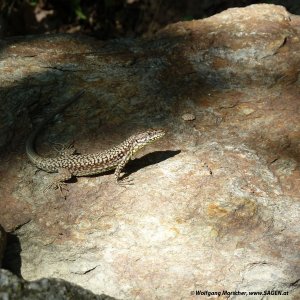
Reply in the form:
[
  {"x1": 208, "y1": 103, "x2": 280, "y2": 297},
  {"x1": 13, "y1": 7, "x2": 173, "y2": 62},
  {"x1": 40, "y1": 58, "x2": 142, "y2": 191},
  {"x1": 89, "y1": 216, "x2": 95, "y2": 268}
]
[{"x1": 131, "y1": 128, "x2": 165, "y2": 151}]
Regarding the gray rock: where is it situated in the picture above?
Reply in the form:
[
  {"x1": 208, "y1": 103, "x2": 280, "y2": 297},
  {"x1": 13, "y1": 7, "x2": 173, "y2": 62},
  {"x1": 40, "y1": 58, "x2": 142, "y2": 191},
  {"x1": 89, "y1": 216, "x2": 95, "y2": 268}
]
[{"x1": 0, "y1": 269, "x2": 116, "y2": 300}]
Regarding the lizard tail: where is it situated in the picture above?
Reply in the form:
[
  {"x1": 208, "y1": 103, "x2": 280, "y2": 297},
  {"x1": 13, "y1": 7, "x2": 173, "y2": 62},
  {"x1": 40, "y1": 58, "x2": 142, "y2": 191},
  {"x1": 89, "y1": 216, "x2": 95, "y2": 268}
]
[{"x1": 26, "y1": 90, "x2": 85, "y2": 167}]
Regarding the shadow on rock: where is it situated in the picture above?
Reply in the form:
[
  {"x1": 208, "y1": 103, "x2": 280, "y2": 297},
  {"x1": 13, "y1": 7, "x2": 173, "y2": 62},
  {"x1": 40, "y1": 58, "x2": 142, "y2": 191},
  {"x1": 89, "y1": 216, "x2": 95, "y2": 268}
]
[
  {"x1": 124, "y1": 149, "x2": 181, "y2": 178},
  {"x1": 2, "y1": 233, "x2": 22, "y2": 278}
]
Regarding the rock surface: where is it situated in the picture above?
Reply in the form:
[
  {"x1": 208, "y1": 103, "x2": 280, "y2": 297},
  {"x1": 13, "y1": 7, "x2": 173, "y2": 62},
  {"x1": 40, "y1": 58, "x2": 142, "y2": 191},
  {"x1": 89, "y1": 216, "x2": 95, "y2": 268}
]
[
  {"x1": 0, "y1": 269, "x2": 116, "y2": 300},
  {"x1": 0, "y1": 4, "x2": 299, "y2": 300},
  {"x1": 0, "y1": 226, "x2": 6, "y2": 267}
]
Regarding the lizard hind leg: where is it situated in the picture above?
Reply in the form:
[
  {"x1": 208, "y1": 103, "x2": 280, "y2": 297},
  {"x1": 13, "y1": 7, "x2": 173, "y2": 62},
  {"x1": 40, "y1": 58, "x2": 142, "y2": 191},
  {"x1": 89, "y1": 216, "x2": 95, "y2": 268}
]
[
  {"x1": 51, "y1": 140, "x2": 77, "y2": 157},
  {"x1": 44, "y1": 168, "x2": 73, "y2": 194}
]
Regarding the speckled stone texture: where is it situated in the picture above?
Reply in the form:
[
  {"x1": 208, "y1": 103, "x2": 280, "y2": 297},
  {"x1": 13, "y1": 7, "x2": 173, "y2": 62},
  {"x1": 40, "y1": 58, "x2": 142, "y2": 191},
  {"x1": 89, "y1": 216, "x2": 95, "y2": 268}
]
[{"x1": 0, "y1": 4, "x2": 299, "y2": 300}]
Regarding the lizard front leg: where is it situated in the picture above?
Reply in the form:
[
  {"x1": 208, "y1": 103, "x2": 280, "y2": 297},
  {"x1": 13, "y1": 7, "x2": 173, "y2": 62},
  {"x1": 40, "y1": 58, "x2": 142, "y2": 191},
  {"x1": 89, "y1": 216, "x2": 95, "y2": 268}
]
[{"x1": 114, "y1": 150, "x2": 134, "y2": 185}]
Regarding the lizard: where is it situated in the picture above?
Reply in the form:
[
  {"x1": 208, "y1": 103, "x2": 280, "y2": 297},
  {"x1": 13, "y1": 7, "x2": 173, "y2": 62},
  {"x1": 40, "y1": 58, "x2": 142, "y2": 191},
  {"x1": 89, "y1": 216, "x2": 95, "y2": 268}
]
[{"x1": 26, "y1": 90, "x2": 165, "y2": 191}]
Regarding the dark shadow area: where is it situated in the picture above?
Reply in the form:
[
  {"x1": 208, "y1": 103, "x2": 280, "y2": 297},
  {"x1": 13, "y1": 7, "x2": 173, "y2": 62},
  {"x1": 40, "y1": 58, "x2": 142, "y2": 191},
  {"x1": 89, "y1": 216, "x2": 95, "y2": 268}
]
[
  {"x1": 0, "y1": 7, "x2": 298, "y2": 166},
  {"x1": 2, "y1": 233, "x2": 22, "y2": 278},
  {"x1": 0, "y1": 11, "x2": 298, "y2": 166}
]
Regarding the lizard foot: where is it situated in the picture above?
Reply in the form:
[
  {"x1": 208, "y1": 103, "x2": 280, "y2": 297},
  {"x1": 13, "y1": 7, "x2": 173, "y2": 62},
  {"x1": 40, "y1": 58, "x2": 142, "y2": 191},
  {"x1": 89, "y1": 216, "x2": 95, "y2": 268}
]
[
  {"x1": 44, "y1": 181, "x2": 69, "y2": 196},
  {"x1": 117, "y1": 176, "x2": 134, "y2": 187},
  {"x1": 44, "y1": 168, "x2": 72, "y2": 196}
]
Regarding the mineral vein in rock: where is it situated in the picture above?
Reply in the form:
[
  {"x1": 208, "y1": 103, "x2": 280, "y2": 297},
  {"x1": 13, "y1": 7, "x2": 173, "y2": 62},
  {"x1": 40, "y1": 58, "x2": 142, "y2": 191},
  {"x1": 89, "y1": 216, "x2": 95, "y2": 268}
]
[{"x1": 26, "y1": 90, "x2": 165, "y2": 190}]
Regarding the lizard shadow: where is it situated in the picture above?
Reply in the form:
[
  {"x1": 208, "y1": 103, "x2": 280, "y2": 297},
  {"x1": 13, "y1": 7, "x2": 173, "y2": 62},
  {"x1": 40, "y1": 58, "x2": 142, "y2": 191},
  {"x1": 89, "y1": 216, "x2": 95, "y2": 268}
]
[
  {"x1": 84, "y1": 149, "x2": 181, "y2": 180},
  {"x1": 122, "y1": 149, "x2": 181, "y2": 179}
]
